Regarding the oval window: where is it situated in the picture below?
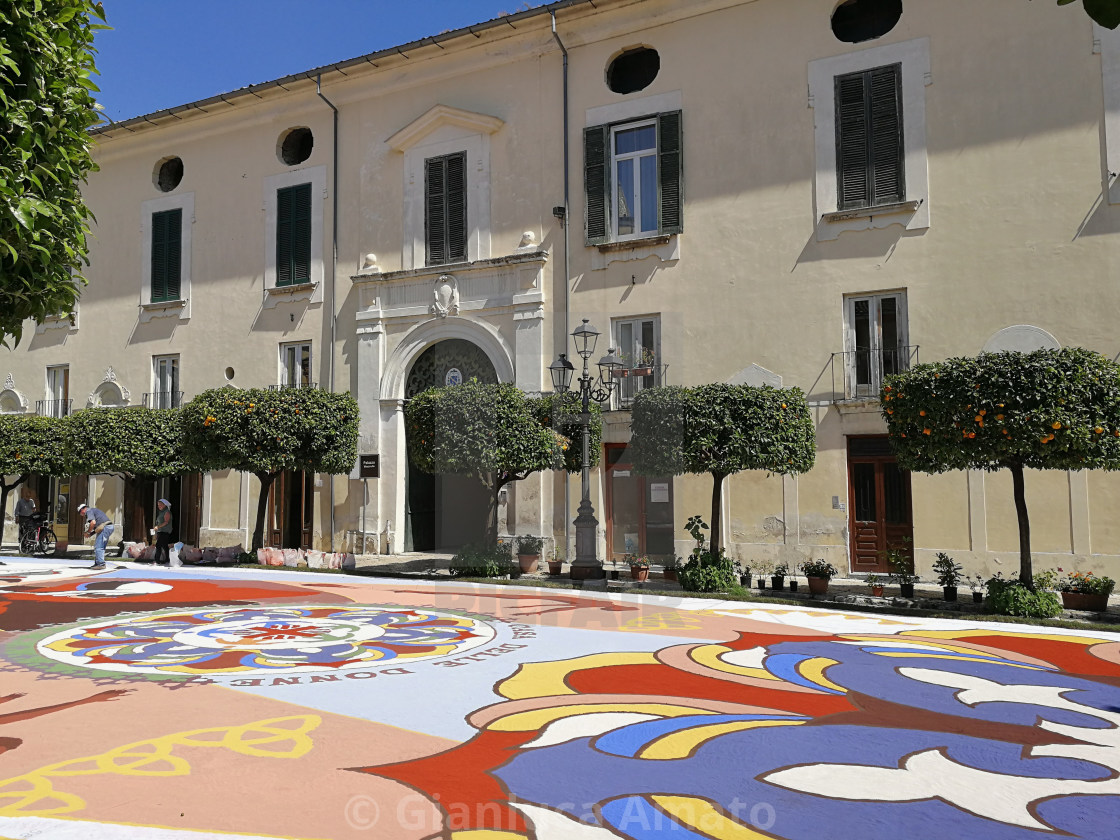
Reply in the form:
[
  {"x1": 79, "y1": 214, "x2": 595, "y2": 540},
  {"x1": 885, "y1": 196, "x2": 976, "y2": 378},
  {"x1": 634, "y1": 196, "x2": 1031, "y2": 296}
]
[
  {"x1": 278, "y1": 127, "x2": 314, "y2": 166},
  {"x1": 154, "y1": 156, "x2": 184, "y2": 192},
  {"x1": 831, "y1": 0, "x2": 902, "y2": 44},
  {"x1": 607, "y1": 47, "x2": 660, "y2": 95}
]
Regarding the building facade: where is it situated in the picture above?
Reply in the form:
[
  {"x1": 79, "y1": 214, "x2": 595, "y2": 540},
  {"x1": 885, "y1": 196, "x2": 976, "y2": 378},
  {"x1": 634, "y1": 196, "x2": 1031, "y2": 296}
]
[{"x1": 4, "y1": 0, "x2": 1120, "y2": 581}]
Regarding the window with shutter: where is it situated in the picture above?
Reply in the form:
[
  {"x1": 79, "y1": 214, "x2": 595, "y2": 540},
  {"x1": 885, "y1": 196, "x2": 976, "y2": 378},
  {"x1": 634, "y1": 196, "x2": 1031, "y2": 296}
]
[
  {"x1": 835, "y1": 64, "x2": 904, "y2": 210},
  {"x1": 277, "y1": 183, "x2": 312, "y2": 287},
  {"x1": 584, "y1": 110, "x2": 683, "y2": 245},
  {"x1": 150, "y1": 208, "x2": 182, "y2": 302},
  {"x1": 425, "y1": 151, "x2": 467, "y2": 266}
]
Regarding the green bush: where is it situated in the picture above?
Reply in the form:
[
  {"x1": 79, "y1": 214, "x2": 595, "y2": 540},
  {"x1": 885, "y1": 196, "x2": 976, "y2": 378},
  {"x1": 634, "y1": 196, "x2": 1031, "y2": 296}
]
[
  {"x1": 678, "y1": 550, "x2": 736, "y2": 593},
  {"x1": 985, "y1": 574, "x2": 1063, "y2": 618},
  {"x1": 450, "y1": 542, "x2": 519, "y2": 578}
]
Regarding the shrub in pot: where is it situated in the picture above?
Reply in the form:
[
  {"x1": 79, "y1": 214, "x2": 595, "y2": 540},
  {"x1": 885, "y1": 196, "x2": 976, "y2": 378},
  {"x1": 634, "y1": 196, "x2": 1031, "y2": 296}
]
[
  {"x1": 933, "y1": 552, "x2": 963, "y2": 602},
  {"x1": 885, "y1": 543, "x2": 916, "y2": 598},
  {"x1": 627, "y1": 554, "x2": 651, "y2": 582},
  {"x1": 663, "y1": 555, "x2": 682, "y2": 582},
  {"x1": 867, "y1": 573, "x2": 885, "y2": 597},
  {"x1": 771, "y1": 562, "x2": 789, "y2": 592},
  {"x1": 515, "y1": 534, "x2": 544, "y2": 573},
  {"x1": 1057, "y1": 569, "x2": 1115, "y2": 612},
  {"x1": 799, "y1": 559, "x2": 837, "y2": 596},
  {"x1": 965, "y1": 574, "x2": 985, "y2": 603},
  {"x1": 547, "y1": 550, "x2": 564, "y2": 576}
]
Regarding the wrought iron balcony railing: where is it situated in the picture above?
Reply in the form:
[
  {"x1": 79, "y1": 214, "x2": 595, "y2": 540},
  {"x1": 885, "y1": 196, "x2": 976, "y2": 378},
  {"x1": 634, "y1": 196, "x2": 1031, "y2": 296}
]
[
  {"x1": 807, "y1": 345, "x2": 920, "y2": 404},
  {"x1": 268, "y1": 382, "x2": 319, "y2": 391},
  {"x1": 36, "y1": 399, "x2": 71, "y2": 418},
  {"x1": 611, "y1": 364, "x2": 666, "y2": 410},
  {"x1": 143, "y1": 391, "x2": 183, "y2": 409}
]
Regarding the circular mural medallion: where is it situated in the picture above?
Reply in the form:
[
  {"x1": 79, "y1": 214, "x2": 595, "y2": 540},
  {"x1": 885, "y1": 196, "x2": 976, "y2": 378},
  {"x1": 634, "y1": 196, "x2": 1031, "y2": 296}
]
[{"x1": 36, "y1": 605, "x2": 496, "y2": 676}]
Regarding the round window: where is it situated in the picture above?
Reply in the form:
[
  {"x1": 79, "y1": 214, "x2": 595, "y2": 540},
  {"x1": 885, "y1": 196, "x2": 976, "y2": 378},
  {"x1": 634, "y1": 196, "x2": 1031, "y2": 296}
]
[
  {"x1": 278, "y1": 127, "x2": 314, "y2": 166},
  {"x1": 831, "y1": 0, "x2": 903, "y2": 44},
  {"x1": 154, "y1": 156, "x2": 184, "y2": 192},
  {"x1": 607, "y1": 47, "x2": 660, "y2": 95}
]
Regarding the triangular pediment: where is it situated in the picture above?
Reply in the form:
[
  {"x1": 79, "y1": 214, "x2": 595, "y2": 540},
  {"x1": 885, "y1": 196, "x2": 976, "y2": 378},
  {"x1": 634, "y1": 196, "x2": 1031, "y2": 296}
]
[{"x1": 387, "y1": 104, "x2": 505, "y2": 152}]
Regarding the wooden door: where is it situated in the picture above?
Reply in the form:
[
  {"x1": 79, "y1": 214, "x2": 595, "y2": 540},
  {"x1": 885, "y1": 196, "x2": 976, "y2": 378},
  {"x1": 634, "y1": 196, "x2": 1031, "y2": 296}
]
[
  {"x1": 66, "y1": 474, "x2": 87, "y2": 544},
  {"x1": 178, "y1": 473, "x2": 203, "y2": 546},
  {"x1": 848, "y1": 437, "x2": 912, "y2": 573},
  {"x1": 268, "y1": 471, "x2": 313, "y2": 549},
  {"x1": 604, "y1": 444, "x2": 675, "y2": 563}
]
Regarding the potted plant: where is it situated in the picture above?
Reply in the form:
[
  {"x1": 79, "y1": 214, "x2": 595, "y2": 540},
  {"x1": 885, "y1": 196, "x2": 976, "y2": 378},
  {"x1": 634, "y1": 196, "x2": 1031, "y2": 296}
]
[
  {"x1": 965, "y1": 574, "x2": 985, "y2": 603},
  {"x1": 771, "y1": 562, "x2": 789, "y2": 592},
  {"x1": 885, "y1": 545, "x2": 916, "y2": 598},
  {"x1": 867, "y1": 573, "x2": 884, "y2": 597},
  {"x1": 548, "y1": 549, "x2": 564, "y2": 576},
  {"x1": 754, "y1": 559, "x2": 773, "y2": 590},
  {"x1": 738, "y1": 561, "x2": 751, "y2": 588},
  {"x1": 663, "y1": 555, "x2": 681, "y2": 582},
  {"x1": 1057, "y1": 569, "x2": 1116, "y2": 612},
  {"x1": 614, "y1": 346, "x2": 657, "y2": 378},
  {"x1": 627, "y1": 553, "x2": 651, "y2": 582},
  {"x1": 515, "y1": 534, "x2": 544, "y2": 574},
  {"x1": 799, "y1": 559, "x2": 837, "y2": 596},
  {"x1": 933, "y1": 552, "x2": 963, "y2": 602}
]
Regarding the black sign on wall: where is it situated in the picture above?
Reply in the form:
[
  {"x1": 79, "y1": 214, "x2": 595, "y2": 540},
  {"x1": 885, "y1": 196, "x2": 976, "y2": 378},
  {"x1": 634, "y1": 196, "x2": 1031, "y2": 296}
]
[{"x1": 359, "y1": 454, "x2": 380, "y2": 478}]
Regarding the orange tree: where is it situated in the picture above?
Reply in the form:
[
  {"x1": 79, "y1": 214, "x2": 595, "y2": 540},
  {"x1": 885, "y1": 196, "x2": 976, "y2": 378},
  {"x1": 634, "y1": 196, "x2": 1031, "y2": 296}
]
[
  {"x1": 0, "y1": 414, "x2": 67, "y2": 532},
  {"x1": 629, "y1": 384, "x2": 816, "y2": 557},
  {"x1": 405, "y1": 381, "x2": 600, "y2": 547},
  {"x1": 181, "y1": 387, "x2": 358, "y2": 551},
  {"x1": 881, "y1": 347, "x2": 1120, "y2": 589}
]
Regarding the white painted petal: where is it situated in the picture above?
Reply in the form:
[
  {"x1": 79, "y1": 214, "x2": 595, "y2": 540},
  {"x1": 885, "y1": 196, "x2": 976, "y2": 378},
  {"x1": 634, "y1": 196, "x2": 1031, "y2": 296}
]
[
  {"x1": 520, "y1": 712, "x2": 661, "y2": 749},
  {"x1": 720, "y1": 646, "x2": 767, "y2": 668}
]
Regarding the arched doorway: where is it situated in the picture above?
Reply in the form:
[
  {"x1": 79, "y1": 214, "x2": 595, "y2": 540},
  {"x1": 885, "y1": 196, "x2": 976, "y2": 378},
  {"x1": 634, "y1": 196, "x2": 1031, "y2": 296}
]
[{"x1": 404, "y1": 339, "x2": 497, "y2": 551}]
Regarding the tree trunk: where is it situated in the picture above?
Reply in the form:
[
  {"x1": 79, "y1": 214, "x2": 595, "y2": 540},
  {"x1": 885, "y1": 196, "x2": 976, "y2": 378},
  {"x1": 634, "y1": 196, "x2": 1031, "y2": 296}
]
[
  {"x1": 710, "y1": 472, "x2": 726, "y2": 557},
  {"x1": 0, "y1": 474, "x2": 28, "y2": 544},
  {"x1": 1009, "y1": 462, "x2": 1033, "y2": 590},
  {"x1": 251, "y1": 472, "x2": 279, "y2": 552}
]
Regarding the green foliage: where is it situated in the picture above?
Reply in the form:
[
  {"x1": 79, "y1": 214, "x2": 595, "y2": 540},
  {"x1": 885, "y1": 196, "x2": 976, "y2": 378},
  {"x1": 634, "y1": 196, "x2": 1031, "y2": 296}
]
[
  {"x1": 881, "y1": 348, "x2": 1120, "y2": 474},
  {"x1": 181, "y1": 387, "x2": 358, "y2": 477},
  {"x1": 885, "y1": 545, "x2": 916, "y2": 585},
  {"x1": 985, "y1": 574, "x2": 1063, "y2": 618},
  {"x1": 1054, "y1": 0, "x2": 1120, "y2": 30},
  {"x1": 932, "y1": 552, "x2": 963, "y2": 587},
  {"x1": 450, "y1": 542, "x2": 519, "y2": 578},
  {"x1": 624, "y1": 553, "x2": 650, "y2": 568},
  {"x1": 0, "y1": 414, "x2": 68, "y2": 476},
  {"x1": 800, "y1": 559, "x2": 837, "y2": 579},
  {"x1": 630, "y1": 384, "x2": 816, "y2": 479},
  {"x1": 406, "y1": 381, "x2": 563, "y2": 481},
  {"x1": 0, "y1": 0, "x2": 106, "y2": 346},
  {"x1": 529, "y1": 391, "x2": 602, "y2": 473},
  {"x1": 678, "y1": 550, "x2": 736, "y2": 592},
  {"x1": 515, "y1": 534, "x2": 544, "y2": 555},
  {"x1": 64, "y1": 407, "x2": 185, "y2": 478}
]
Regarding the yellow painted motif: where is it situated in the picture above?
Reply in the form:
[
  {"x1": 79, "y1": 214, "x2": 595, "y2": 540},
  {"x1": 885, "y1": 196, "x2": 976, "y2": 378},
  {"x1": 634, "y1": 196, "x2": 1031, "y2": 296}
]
[
  {"x1": 871, "y1": 652, "x2": 1046, "y2": 670},
  {"x1": 497, "y1": 652, "x2": 659, "y2": 700},
  {"x1": 490, "y1": 704, "x2": 713, "y2": 732},
  {"x1": 621, "y1": 611, "x2": 708, "y2": 631},
  {"x1": 797, "y1": 657, "x2": 846, "y2": 693},
  {"x1": 902, "y1": 629, "x2": 1109, "y2": 646},
  {"x1": 651, "y1": 795, "x2": 777, "y2": 839},
  {"x1": 690, "y1": 644, "x2": 781, "y2": 682},
  {"x1": 0, "y1": 715, "x2": 320, "y2": 817},
  {"x1": 639, "y1": 719, "x2": 804, "y2": 760}
]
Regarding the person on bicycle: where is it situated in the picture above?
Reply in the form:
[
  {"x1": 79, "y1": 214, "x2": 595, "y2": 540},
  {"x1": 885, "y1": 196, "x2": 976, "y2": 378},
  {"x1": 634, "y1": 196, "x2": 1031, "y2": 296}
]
[
  {"x1": 14, "y1": 489, "x2": 36, "y2": 545},
  {"x1": 78, "y1": 503, "x2": 114, "y2": 570}
]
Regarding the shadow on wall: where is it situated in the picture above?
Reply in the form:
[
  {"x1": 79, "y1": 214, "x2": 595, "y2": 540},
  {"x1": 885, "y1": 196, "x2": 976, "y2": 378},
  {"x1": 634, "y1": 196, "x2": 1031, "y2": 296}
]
[
  {"x1": 793, "y1": 221, "x2": 922, "y2": 268},
  {"x1": 1074, "y1": 187, "x2": 1120, "y2": 239}
]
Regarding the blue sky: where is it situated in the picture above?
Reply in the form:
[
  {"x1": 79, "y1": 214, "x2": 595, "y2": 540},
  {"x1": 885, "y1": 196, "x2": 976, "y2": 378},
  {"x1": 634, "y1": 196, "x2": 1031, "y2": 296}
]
[{"x1": 93, "y1": 1, "x2": 545, "y2": 123}]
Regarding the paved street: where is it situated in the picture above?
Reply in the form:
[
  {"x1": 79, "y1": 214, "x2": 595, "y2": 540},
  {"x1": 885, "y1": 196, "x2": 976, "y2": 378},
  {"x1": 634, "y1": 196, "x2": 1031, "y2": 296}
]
[{"x1": 0, "y1": 557, "x2": 1118, "y2": 839}]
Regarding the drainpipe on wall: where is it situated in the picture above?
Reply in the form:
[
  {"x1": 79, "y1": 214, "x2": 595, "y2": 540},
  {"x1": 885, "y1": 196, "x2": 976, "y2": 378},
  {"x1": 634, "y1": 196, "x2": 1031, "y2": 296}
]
[
  {"x1": 551, "y1": 10, "x2": 573, "y2": 561},
  {"x1": 317, "y1": 74, "x2": 340, "y2": 553}
]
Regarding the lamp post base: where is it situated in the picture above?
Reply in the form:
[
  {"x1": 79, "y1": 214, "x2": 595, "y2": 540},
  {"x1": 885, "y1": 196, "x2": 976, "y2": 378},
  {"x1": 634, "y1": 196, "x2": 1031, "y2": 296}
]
[
  {"x1": 570, "y1": 498, "x2": 604, "y2": 580},
  {"x1": 569, "y1": 563, "x2": 607, "y2": 581}
]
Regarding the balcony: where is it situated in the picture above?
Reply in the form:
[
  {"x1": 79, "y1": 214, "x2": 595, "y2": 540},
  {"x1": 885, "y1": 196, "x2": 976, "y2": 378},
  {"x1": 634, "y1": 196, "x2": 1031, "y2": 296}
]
[
  {"x1": 268, "y1": 382, "x2": 319, "y2": 391},
  {"x1": 36, "y1": 399, "x2": 72, "y2": 418},
  {"x1": 809, "y1": 345, "x2": 920, "y2": 405},
  {"x1": 143, "y1": 391, "x2": 183, "y2": 409},
  {"x1": 611, "y1": 364, "x2": 666, "y2": 410}
]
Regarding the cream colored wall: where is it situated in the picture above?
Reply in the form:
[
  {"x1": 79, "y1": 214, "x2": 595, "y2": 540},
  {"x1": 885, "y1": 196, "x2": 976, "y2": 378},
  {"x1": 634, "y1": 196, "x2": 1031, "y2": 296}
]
[{"x1": 5, "y1": 0, "x2": 1120, "y2": 572}]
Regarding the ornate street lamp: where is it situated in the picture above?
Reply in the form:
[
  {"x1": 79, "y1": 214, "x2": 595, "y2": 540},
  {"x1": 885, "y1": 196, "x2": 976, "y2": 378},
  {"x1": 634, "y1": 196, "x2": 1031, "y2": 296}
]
[{"x1": 552, "y1": 319, "x2": 623, "y2": 579}]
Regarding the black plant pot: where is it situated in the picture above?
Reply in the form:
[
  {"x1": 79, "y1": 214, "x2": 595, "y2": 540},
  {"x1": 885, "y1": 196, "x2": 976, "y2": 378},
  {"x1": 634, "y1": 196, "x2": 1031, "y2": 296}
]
[
  {"x1": 972, "y1": 591, "x2": 983, "y2": 603},
  {"x1": 900, "y1": 583, "x2": 915, "y2": 598},
  {"x1": 740, "y1": 574, "x2": 752, "y2": 587},
  {"x1": 771, "y1": 576, "x2": 785, "y2": 592},
  {"x1": 943, "y1": 586, "x2": 958, "y2": 602},
  {"x1": 789, "y1": 580, "x2": 799, "y2": 593},
  {"x1": 757, "y1": 579, "x2": 766, "y2": 591}
]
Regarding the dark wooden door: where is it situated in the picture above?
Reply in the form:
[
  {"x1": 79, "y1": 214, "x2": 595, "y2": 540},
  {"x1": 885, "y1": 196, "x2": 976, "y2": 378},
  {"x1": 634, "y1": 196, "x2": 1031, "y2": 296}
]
[
  {"x1": 268, "y1": 471, "x2": 313, "y2": 549},
  {"x1": 66, "y1": 474, "x2": 87, "y2": 544},
  {"x1": 178, "y1": 473, "x2": 202, "y2": 546},
  {"x1": 848, "y1": 437, "x2": 912, "y2": 573},
  {"x1": 605, "y1": 444, "x2": 675, "y2": 563}
]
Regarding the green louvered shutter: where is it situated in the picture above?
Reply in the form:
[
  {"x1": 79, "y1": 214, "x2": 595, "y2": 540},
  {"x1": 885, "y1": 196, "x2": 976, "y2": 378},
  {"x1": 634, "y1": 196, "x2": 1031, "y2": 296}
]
[
  {"x1": 657, "y1": 110, "x2": 683, "y2": 234},
  {"x1": 584, "y1": 125, "x2": 610, "y2": 245},
  {"x1": 836, "y1": 64, "x2": 903, "y2": 210},
  {"x1": 277, "y1": 183, "x2": 312, "y2": 286},
  {"x1": 425, "y1": 152, "x2": 467, "y2": 266},
  {"x1": 151, "y1": 208, "x2": 182, "y2": 302}
]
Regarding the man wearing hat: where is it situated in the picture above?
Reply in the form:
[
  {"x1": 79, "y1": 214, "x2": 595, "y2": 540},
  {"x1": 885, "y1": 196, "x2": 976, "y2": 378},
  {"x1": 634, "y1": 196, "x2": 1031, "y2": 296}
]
[
  {"x1": 77, "y1": 503, "x2": 113, "y2": 569},
  {"x1": 153, "y1": 498, "x2": 173, "y2": 565}
]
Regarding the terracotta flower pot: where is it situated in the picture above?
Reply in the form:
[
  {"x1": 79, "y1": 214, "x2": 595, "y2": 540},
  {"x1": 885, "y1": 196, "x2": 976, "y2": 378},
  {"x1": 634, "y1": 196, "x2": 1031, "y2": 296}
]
[
  {"x1": 1061, "y1": 591, "x2": 1109, "y2": 612},
  {"x1": 807, "y1": 576, "x2": 829, "y2": 596},
  {"x1": 664, "y1": 569, "x2": 678, "y2": 582},
  {"x1": 871, "y1": 586, "x2": 885, "y2": 597},
  {"x1": 548, "y1": 561, "x2": 563, "y2": 575},
  {"x1": 517, "y1": 554, "x2": 539, "y2": 574},
  {"x1": 631, "y1": 565, "x2": 650, "y2": 582}
]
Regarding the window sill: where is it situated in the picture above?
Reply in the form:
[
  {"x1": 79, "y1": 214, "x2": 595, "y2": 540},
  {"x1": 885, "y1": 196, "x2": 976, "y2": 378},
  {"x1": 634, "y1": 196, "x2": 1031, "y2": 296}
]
[
  {"x1": 822, "y1": 200, "x2": 921, "y2": 224},
  {"x1": 591, "y1": 234, "x2": 678, "y2": 270},
  {"x1": 142, "y1": 299, "x2": 186, "y2": 311},
  {"x1": 267, "y1": 282, "x2": 317, "y2": 296},
  {"x1": 596, "y1": 234, "x2": 672, "y2": 253}
]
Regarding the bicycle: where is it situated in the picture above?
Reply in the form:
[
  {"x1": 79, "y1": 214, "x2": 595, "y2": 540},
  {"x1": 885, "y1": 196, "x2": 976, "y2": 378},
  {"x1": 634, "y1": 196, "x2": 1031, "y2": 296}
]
[{"x1": 19, "y1": 512, "x2": 57, "y2": 557}]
